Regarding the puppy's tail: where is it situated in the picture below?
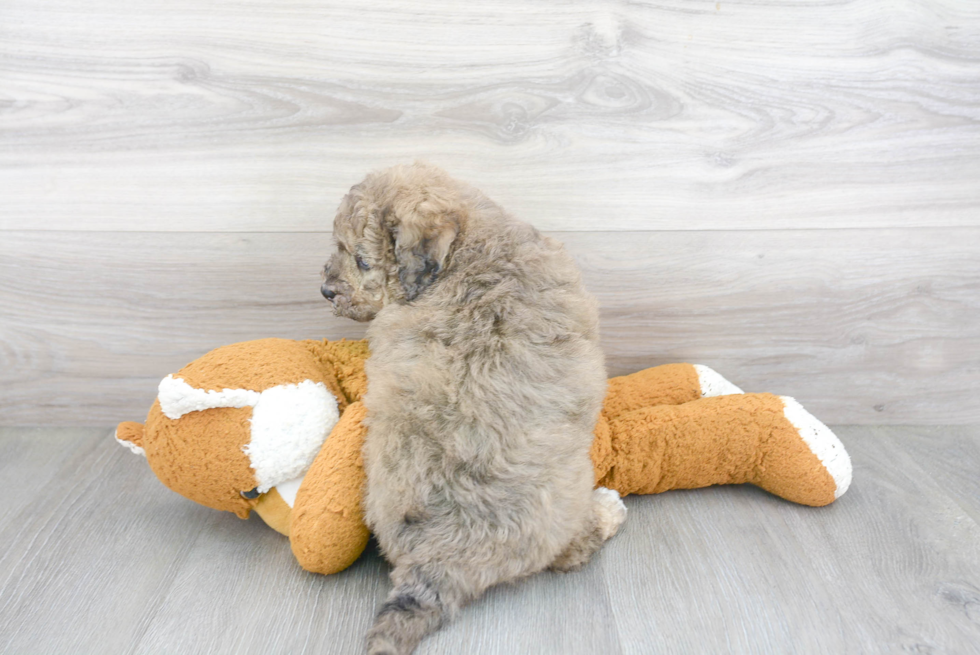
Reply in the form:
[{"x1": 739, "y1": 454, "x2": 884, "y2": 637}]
[{"x1": 367, "y1": 568, "x2": 449, "y2": 655}]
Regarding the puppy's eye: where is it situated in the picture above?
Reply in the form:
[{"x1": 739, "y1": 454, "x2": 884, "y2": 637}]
[
  {"x1": 241, "y1": 487, "x2": 260, "y2": 499},
  {"x1": 356, "y1": 255, "x2": 370, "y2": 271}
]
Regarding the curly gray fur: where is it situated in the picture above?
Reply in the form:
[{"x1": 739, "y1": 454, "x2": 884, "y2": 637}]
[{"x1": 322, "y1": 162, "x2": 625, "y2": 655}]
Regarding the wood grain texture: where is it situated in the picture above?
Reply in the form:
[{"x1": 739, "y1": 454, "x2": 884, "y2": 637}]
[
  {"x1": 881, "y1": 425, "x2": 980, "y2": 525},
  {"x1": 2, "y1": 426, "x2": 979, "y2": 653},
  {"x1": 0, "y1": 428, "x2": 390, "y2": 654},
  {"x1": 2, "y1": 228, "x2": 977, "y2": 425},
  {"x1": 0, "y1": 230, "x2": 363, "y2": 426},
  {"x1": 603, "y1": 425, "x2": 980, "y2": 654},
  {"x1": 0, "y1": 428, "x2": 214, "y2": 654},
  {"x1": 2, "y1": 0, "x2": 979, "y2": 231},
  {"x1": 0, "y1": 427, "x2": 99, "y2": 532}
]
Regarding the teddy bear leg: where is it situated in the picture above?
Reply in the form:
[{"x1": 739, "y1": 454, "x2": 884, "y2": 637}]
[
  {"x1": 753, "y1": 396, "x2": 852, "y2": 506},
  {"x1": 603, "y1": 363, "x2": 742, "y2": 419},
  {"x1": 591, "y1": 364, "x2": 743, "y2": 486},
  {"x1": 596, "y1": 396, "x2": 762, "y2": 496},
  {"x1": 595, "y1": 393, "x2": 851, "y2": 506}
]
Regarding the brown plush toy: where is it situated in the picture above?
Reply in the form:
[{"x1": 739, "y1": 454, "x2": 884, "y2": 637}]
[{"x1": 115, "y1": 338, "x2": 851, "y2": 575}]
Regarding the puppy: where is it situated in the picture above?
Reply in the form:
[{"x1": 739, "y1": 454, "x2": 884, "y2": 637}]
[{"x1": 321, "y1": 163, "x2": 626, "y2": 655}]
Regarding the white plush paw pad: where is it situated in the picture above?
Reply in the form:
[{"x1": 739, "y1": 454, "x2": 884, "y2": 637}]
[
  {"x1": 780, "y1": 396, "x2": 853, "y2": 499},
  {"x1": 693, "y1": 364, "x2": 744, "y2": 397},
  {"x1": 593, "y1": 487, "x2": 627, "y2": 541}
]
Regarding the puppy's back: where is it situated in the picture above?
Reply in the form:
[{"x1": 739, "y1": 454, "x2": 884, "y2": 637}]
[
  {"x1": 361, "y1": 168, "x2": 607, "y2": 655},
  {"x1": 367, "y1": 197, "x2": 604, "y2": 443}
]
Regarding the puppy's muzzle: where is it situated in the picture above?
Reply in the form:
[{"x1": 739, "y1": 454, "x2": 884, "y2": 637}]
[{"x1": 321, "y1": 283, "x2": 337, "y2": 301}]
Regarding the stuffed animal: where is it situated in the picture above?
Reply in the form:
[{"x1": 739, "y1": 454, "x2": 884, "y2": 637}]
[{"x1": 115, "y1": 338, "x2": 851, "y2": 575}]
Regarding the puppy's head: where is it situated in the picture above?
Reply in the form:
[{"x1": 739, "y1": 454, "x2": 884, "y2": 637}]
[{"x1": 322, "y1": 163, "x2": 462, "y2": 321}]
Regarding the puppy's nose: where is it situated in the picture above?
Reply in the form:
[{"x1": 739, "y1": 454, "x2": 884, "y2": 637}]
[{"x1": 321, "y1": 284, "x2": 337, "y2": 301}]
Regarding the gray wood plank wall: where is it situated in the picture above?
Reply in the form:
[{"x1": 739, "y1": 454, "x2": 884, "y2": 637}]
[{"x1": 2, "y1": 0, "x2": 979, "y2": 426}]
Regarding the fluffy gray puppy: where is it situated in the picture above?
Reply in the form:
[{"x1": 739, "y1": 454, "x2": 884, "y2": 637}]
[{"x1": 321, "y1": 162, "x2": 626, "y2": 655}]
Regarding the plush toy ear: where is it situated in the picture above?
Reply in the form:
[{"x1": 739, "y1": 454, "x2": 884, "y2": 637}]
[
  {"x1": 115, "y1": 421, "x2": 146, "y2": 457},
  {"x1": 385, "y1": 200, "x2": 460, "y2": 301}
]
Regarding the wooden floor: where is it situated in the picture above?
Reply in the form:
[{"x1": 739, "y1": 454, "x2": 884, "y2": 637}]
[
  {"x1": 3, "y1": 3, "x2": 977, "y2": 651},
  {"x1": 2, "y1": 425, "x2": 979, "y2": 654}
]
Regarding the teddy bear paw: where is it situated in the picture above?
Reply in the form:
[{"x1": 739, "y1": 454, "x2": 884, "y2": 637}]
[
  {"x1": 779, "y1": 396, "x2": 853, "y2": 499},
  {"x1": 693, "y1": 365, "x2": 744, "y2": 397}
]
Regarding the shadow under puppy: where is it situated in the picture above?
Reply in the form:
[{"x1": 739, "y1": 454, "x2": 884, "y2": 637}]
[{"x1": 321, "y1": 162, "x2": 626, "y2": 655}]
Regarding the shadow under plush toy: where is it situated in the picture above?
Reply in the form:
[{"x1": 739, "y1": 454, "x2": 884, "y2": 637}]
[{"x1": 115, "y1": 338, "x2": 852, "y2": 575}]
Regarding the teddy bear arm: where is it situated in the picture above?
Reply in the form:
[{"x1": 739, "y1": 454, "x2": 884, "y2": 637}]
[
  {"x1": 289, "y1": 401, "x2": 371, "y2": 575},
  {"x1": 304, "y1": 339, "x2": 370, "y2": 406},
  {"x1": 590, "y1": 415, "x2": 615, "y2": 485}
]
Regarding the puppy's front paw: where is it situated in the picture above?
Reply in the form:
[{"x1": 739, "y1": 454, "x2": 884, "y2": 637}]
[{"x1": 593, "y1": 487, "x2": 627, "y2": 541}]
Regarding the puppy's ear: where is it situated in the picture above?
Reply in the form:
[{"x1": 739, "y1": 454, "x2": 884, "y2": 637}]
[{"x1": 386, "y1": 201, "x2": 459, "y2": 301}]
